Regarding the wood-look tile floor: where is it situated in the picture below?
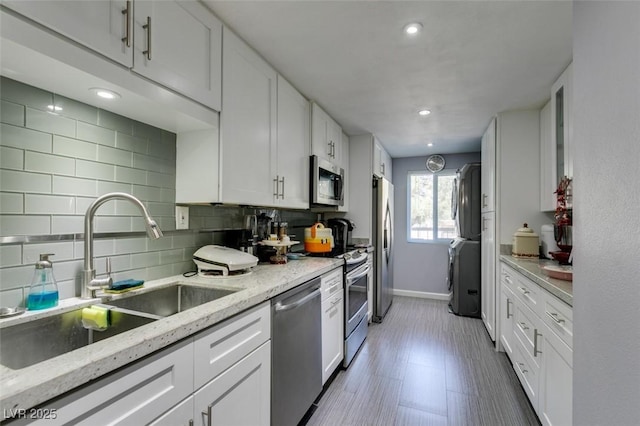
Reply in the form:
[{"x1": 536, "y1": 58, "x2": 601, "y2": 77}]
[{"x1": 306, "y1": 296, "x2": 540, "y2": 426}]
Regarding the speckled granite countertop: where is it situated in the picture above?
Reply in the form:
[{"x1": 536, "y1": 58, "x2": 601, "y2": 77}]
[
  {"x1": 0, "y1": 257, "x2": 342, "y2": 412},
  {"x1": 500, "y1": 255, "x2": 573, "y2": 307}
]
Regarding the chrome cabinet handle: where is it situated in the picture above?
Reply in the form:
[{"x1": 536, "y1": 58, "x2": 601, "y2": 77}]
[
  {"x1": 279, "y1": 176, "x2": 285, "y2": 199},
  {"x1": 121, "y1": 1, "x2": 131, "y2": 47},
  {"x1": 518, "y1": 321, "x2": 529, "y2": 331},
  {"x1": 143, "y1": 16, "x2": 152, "y2": 60},
  {"x1": 188, "y1": 420, "x2": 194, "y2": 426},
  {"x1": 517, "y1": 286, "x2": 530, "y2": 295},
  {"x1": 381, "y1": 162, "x2": 385, "y2": 175},
  {"x1": 517, "y1": 362, "x2": 528, "y2": 374},
  {"x1": 202, "y1": 405, "x2": 212, "y2": 426},
  {"x1": 482, "y1": 193, "x2": 488, "y2": 207},
  {"x1": 273, "y1": 176, "x2": 279, "y2": 197},
  {"x1": 482, "y1": 217, "x2": 487, "y2": 231},
  {"x1": 546, "y1": 311, "x2": 566, "y2": 324},
  {"x1": 533, "y1": 329, "x2": 542, "y2": 357},
  {"x1": 506, "y1": 298, "x2": 512, "y2": 318},
  {"x1": 504, "y1": 274, "x2": 512, "y2": 285}
]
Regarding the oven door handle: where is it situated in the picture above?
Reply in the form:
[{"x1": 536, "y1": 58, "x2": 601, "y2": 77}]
[{"x1": 346, "y1": 264, "x2": 371, "y2": 285}]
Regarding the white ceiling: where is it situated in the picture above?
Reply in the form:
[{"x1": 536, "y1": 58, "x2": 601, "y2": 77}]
[{"x1": 203, "y1": 0, "x2": 572, "y2": 158}]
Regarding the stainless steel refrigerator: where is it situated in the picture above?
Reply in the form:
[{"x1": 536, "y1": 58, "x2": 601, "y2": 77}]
[{"x1": 372, "y1": 177, "x2": 394, "y2": 323}]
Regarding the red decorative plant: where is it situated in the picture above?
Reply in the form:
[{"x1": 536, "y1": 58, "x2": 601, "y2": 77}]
[{"x1": 554, "y1": 176, "x2": 572, "y2": 227}]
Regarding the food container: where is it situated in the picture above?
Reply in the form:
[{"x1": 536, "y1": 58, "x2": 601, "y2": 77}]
[
  {"x1": 304, "y1": 223, "x2": 334, "y2": 253},
  {"x1": 542, "y1": 265, "x2": 573, "y2": 281},
  {"x1": 512, "y1": 223, "x2": 539, "y2": 258}
]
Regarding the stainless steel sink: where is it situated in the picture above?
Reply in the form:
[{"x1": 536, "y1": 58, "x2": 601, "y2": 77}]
[
  {"x1": 0, "y1": 308, "x2": 157, "y2": 370},
  {"x1": 104, "y1": 284, "x2": 238, "y2": 317}
]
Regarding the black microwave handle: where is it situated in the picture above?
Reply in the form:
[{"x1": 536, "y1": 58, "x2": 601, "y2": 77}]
[{"x1": 333, "y1": 174, "x2": 344, "y2": 201}]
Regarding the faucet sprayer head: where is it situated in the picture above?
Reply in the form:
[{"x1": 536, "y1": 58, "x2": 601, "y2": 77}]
[{"x1": 145, "y1": 218, "x2": 163, "y2": 239}]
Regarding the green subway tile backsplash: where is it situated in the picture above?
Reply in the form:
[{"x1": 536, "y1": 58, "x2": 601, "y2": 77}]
[{"x1": 0, "y1": 76, "x2": 316, "y2": 305}]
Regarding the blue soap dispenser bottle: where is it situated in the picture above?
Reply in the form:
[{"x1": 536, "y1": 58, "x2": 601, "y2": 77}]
[{"x1": 27, "y1": 253, "x2": 59, "y2": 310}]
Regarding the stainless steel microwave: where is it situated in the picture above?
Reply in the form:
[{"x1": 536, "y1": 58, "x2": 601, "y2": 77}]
[{"x1": 310, "y1": 155, "x2": 344, "y2": 206}]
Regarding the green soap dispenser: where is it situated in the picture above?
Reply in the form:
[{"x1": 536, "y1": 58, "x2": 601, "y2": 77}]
[{"x1": 27, "y1": 253, "x2": 59, "y2": 310}]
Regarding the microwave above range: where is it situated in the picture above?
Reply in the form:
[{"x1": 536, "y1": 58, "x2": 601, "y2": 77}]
[{"x1": 310, "y1": 155, "x2": 344, "y2": 207}]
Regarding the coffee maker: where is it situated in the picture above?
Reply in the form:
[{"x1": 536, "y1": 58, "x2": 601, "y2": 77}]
[{"x1": 327, "y1": 218, "x2": 354, "y2": 255}]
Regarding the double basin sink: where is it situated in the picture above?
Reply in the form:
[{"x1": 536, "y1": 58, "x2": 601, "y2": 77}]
[{"x1": 0, "y1": 284, "x2": 238, "y2": 370}]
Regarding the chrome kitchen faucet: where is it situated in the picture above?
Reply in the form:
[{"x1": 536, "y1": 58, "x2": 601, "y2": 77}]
[{"x1": 82, "y1": 192, "x2": 163, "y2": 299}]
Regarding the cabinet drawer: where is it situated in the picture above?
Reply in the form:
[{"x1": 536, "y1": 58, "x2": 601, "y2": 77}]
[
  {"x1": 513, "y1": 301, "x2": 543, "y2": 367},
  {"x1": 24, "y1": 340, "x2": 194, "y2": 426},
  {"x1": 500, "y1": 263, "x2": 518, "y2": 293},
  {"x1": 193, "y1": 302, "x2": 270, "y2": 390},
  {"x1": 512, "y1": 343, "x2": 540, "y2": 407},
  {"x1": 542, "y1": 295, "x2": 573, "y2": 349},
  {"x1": 321, "y1": 267, "x2": 343, "y2": 301},
  {"x1": 513, "y1": 274, "x2": 540, "y2": 315}
]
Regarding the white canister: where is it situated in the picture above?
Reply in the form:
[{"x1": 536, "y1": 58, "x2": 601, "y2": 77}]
[{"x1": 512, "y1": 223, "x2": 540, "y2": 258}]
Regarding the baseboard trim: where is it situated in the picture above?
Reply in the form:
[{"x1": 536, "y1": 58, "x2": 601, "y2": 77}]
[{"x1": 393, "y1": 289, "x2": 451, "y2": 301}]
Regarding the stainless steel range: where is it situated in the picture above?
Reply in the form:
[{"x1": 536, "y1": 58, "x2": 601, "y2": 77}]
[{"x1": 342, "y1": 248, "x2": 370, "y2": 367}]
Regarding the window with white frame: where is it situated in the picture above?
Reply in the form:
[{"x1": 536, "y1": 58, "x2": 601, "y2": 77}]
[{"x1": 407, "y1": 170, "x2": 456, "y2": 242}]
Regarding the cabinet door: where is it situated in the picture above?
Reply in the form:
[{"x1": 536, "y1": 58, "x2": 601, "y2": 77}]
[
  {"x1": 311, "y1": 103, "x2": 341, "y2": 163},
  {"x1": 539, "y1": 325, "x2": 573, "y2": 426},
  {"x1": 381, "y1": 149, "x2": 392, "y2": 180},
  {"x1": 499, "y1": 282, "x2": 516, "y2": 357},
  {"x1": 194, "y1": 342, "x2": 271, "y2": 426},
  {"x1": 539, "y1": 100, "x2": 556, "y2": 211},
  {"x1": 3, "y1": 0, "x2": 133, "y2": 67},
  {"x1": 276, "y1": 75, "x2": 310, "y2": 209},
  {"x1": 220, "y1": 27, "x2": 277, "y2": 206},
  {"x1": 373, "y1": 142, "x2": 383, "y2": 178},
  {"x1": 27, "y1": 340, "x2": 194, "y2": 426},
  {"x1": 481, "y1": 211, "x2": 496, "y2": 341},
  {"x1": 481, "y1": 118, "x2": 496, "y2": 212},
  {"x1": 337, "y1": 132, "x2": 350, "y2": 212},
  {"x1": 550, "y1": 63, "x2": 573, "y2": 183},
  {"x1": 322, "y1": 290, "x2": 344, "y2": 384},
  {"x1": 133, "y1": 0, "x2": 222, "y2": 111},
  {"x1": 148, "y1": 396, "x2": 194, "y2": 426}
]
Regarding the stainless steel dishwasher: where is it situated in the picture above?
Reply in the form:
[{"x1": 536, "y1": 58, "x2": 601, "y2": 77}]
[{"x1": 271, "y1": 276, "x2": 322, "y2": 426}]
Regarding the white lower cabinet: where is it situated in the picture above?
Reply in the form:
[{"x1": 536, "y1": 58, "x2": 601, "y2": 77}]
[
  {"x1": 321, "y1": 267, "x2": 344, "y2": 384},
  {"x1": 499, "y1": 262, "x2": 572, "y2": 426},
  {"x1": 193, "y1": 342, "x2": 271, "y2": 426},
  {"x1": 23, "y1": 303, "x2": 271, "y2": 426}
]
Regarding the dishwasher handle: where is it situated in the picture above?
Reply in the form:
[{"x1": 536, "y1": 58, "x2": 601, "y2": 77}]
[{"x1": 275, "y1": 287, "x2": 321, "y2": 312}]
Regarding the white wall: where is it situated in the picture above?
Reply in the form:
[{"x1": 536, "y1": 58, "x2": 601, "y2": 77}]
[
  {"x1": 392, "y1": 153, "x2": 481, "y2": 296},
  {"x1": 573, "y1": 2, "x2": 640, "y2": 424}
]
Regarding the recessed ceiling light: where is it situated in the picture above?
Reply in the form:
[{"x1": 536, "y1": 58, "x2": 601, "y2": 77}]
[
  {"x1": 90, "y1": 88, "x2": 121, "y2": 100},
  {"x1": 418, "y1": 109, "x2": 431, "y2": 116},
  {"x1": 404, "y1": 22, "x2": 423, "y2": 36},
  {"x1": 427, "y1": 143, "x2": 434, "y2": 147},
  {"x1": 47, "y1": 105, "x2": 63, "y2": 112}
]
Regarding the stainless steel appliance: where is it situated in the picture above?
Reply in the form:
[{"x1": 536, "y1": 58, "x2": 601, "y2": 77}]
[
  {"x1": 271, "y1": 277, "x2": 322, "y2": 426},
  {"x1": 310, "y1": 155, "x2": 344, "y2": 207},
  {"x1": 449, "y1": 162, "x2": 482, "y2": 317},
  {"x1": 343, "y1": 249, "x2": 370, "y2": 367},
  {"x1": 372, "y1": 177, "x2": 394, "y2": 323}
]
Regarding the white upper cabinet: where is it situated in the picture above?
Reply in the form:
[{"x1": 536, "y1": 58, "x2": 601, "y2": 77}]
[
  {"x1": 311, "y1": 102, "x2": 343, "y2": 166},
  {"x1": 541, "y1": 62, "x2": 573, "y2": 211},
  {"x1": 132, "y1": 1, "x2": 222, "y2": 111},
  {"x1": 4, "y1": 0, "x2": 222, "y2": 111},
  {"x1": 220, "y1": 27, "x2": 277, "y2": 206},
  {"x1": 481, "y1": 117, "x2": 496, "y2": 213},
  {"x1": 276, "y1": 75, "x2": 310, "y2": 209},
  {"x1": 373, "y1": 140, "x2": 392, "y2": 179},
  {"x1": 551, "y1": 63, "x2": 573, "y2": 182},
  {"x1": 3, "y1": 0, "x2": 134, "y2": 67}
]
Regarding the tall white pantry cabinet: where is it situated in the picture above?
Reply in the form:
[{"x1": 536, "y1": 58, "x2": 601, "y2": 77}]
[{"x1": 481, "y1": 110, "x2": 549, "y2": 343}]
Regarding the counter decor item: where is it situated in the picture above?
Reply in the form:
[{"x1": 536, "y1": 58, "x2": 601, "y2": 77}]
[
  {"x1": 512, "y1": 223, "x2": 540, "y2": 258},
  {"x1": 304, "y1": 223, "x2": 334, "y2": 253},
  {"x1": 554, "y1": 176, "x2": 573, "y2": 256},
  {"x1": 542, "y1": 264, "x2": 573, "y2": 281},
  {"x1": 27, "y1": 254, "x2": 59, "y2": 310}
]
